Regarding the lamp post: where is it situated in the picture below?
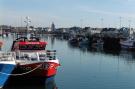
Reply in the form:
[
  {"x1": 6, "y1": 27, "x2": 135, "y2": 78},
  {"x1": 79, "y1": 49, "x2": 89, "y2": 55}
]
[
  {"x1": 128, "y1": 20, "x2": 132, "y2": 35},
  {"x1": 128, "y1": 20, "x2": 131, "y2": 29},
  {"x1": 101, "y1": 18, "x2": 104, "y2": 28},
  {"x1": 80, "y1": 19, "x2": 83, "y2": 29},
  {"x1": 119, "y1": 17, "x2": 122, "y2": 28}
]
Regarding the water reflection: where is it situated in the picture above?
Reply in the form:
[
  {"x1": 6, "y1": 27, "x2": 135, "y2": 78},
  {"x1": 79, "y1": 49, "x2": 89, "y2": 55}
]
[
  {"x1": 65, "y1": 36, "x2": 135, "y2": 64},
  {"x1": 119, "y1": 51, "x2": 135, "y2": 64},
  {"x1": 4, "y1": 76, "x2": 58, "y2": 89},
  {"x1": 50, "y1": 36, "x2": 55, "y2": 49}
]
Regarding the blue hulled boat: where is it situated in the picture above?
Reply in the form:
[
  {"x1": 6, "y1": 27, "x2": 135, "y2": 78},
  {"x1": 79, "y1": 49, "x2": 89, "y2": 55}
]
[{"x1": 0, "y1": 52, "x2": 16, "y2": 88}]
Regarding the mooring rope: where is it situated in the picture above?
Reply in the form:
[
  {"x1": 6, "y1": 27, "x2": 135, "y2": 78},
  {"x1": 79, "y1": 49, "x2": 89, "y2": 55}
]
[{"x1": 0, "y1": 64, "x2": 42, "y2": 76}]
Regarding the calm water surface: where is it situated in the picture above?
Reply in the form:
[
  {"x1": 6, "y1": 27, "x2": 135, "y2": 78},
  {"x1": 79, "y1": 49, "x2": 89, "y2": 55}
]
[{"x1": 1, "y1": 34, "x2": 135, "y2": 89}]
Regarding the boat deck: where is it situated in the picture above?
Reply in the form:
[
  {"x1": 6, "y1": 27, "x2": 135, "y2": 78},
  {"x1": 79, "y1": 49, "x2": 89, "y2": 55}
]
[{"x1": 0, "y1": 52, "x2": 15, "y2": 65}]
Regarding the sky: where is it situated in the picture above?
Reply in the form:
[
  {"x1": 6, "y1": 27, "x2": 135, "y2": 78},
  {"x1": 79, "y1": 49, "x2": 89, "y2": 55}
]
[{"x1": 1, "y1": 0, "x2": 135, "y2": 28}]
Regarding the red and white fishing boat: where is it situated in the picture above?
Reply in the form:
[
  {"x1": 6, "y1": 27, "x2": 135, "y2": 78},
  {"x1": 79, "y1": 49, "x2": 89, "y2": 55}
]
[{"x1": 11, "y1": 35, "x2": 60, "y2": 78}]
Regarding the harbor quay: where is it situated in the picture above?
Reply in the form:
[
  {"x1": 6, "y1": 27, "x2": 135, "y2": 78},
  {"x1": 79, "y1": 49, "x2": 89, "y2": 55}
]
[{"x1": 0, "y1": 25, "x2": 135, "y2": 51}]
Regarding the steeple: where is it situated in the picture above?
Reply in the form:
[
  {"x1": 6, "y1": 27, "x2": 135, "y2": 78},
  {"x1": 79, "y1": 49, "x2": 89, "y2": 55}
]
[{"x1": 51, "y1": 22, "x2": 55, "y2": 31}]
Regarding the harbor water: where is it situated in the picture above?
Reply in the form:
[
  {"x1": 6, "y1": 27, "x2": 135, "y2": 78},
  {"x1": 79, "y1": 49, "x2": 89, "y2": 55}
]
[{"x1": 1, "y1": 34, "x2": 135, "y2": 89}]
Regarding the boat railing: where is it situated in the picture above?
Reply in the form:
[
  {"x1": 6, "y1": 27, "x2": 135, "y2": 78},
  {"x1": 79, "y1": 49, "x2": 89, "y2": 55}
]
[
  {"x1": 15, "y1": 50, "x2": 57, "y2": 61},
  {"x1": 0, "y1": 52, "x2": 15, "y2": 61},
  {"x1": 46, "y1": 50, "x2": 56, "y2": 60},
  {"x1": 16, "y1": 52, "x2": 37, "y2": 61}
]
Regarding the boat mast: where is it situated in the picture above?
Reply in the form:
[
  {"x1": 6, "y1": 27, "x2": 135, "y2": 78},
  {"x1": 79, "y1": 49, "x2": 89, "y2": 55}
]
[
  {"x1": 119, "y1": 16, "x2": 122, "y2": 28},
  {"x1": 24, "y1": 16, "x2": 31, "y2": 36},
  {"x1": 128, "y1": 20, "x2": 131, "y2": 35}
]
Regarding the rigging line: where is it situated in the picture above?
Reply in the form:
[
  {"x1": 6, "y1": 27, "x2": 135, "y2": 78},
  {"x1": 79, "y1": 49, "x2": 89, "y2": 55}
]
[{"x1": 0, "y1": 64, "x2": 42, "y2": 76}]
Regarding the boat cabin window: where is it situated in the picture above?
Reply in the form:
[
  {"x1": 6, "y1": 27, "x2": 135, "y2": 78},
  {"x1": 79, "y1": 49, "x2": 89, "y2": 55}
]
[
  {"x1": 17, "y1": 53, "x2": 38, "y2": 61},
  {"x1": 46, "y1": 50, "x2": 56, "y2": 60},
  {"x1": 18, "y1": 53, "x2": 29, "y2": 60},
  {"x1": 24, "y1": 54, "x2": 29, "y2": 59},
  {"x1": 48, "y1": 56, "x2": 56, "y2": 60},
  {"x1": 16, "y1": 53, "x2": 19, "y2": 59},
  {"x1": 31, "y1": 56, "x2": 37, "y2": 61},
  {"x1": 39, "y1": 53, "x2": 46, "y2": 61},
  {"x1": 19, "y1": 44, "x2": 46, "y2": 50}
]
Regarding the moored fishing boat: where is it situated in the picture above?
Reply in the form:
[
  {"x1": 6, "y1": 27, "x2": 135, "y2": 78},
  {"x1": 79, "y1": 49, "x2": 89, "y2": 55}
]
[
  {"x1": 11, "y1": 36, "x2": 60, "y2": 78},
  {"x1": 10, "y1": 17, "x2": 60, "y2": 80},
  {"x1": 120, "y1": 37, "x2": 135, "y2": 50},
  {"x1": 0, "y1": 52, "x2": 16, "y2": 88}
]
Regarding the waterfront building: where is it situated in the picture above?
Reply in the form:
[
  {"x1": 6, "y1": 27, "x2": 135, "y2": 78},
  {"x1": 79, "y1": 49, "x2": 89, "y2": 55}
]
[
  {"x1": 0, "y1": 25, "x2": 11, "y2": 35},
  {"x1": 15, "y1": 27, "x2": 27, "y2": 33},
  {"x1": 56, "y1": 28, "x2": 69, "y2": 33},
  {"x1": 51, "y1": 22, "x2": 56, "y2": 32},
  {"x1": 0, "y1": 26, "x2": 2, "y2": 35},
  {"x1": 43, "y1": 27, "x2": 51, "y2": 32},
  {"x1": 89, "y1": 28, "x2": 102, "y2": 35}
]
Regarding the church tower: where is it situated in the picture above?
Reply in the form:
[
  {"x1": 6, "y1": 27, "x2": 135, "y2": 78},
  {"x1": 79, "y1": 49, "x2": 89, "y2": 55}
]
[{"x1": 51, "y1": 22, "x2": 56, "y2": 31}]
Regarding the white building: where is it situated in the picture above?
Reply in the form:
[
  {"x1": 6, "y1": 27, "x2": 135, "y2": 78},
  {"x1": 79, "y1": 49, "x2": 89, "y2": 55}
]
[{"x1": 88, "y1": 28, "x2": 102, "y2": 35}]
